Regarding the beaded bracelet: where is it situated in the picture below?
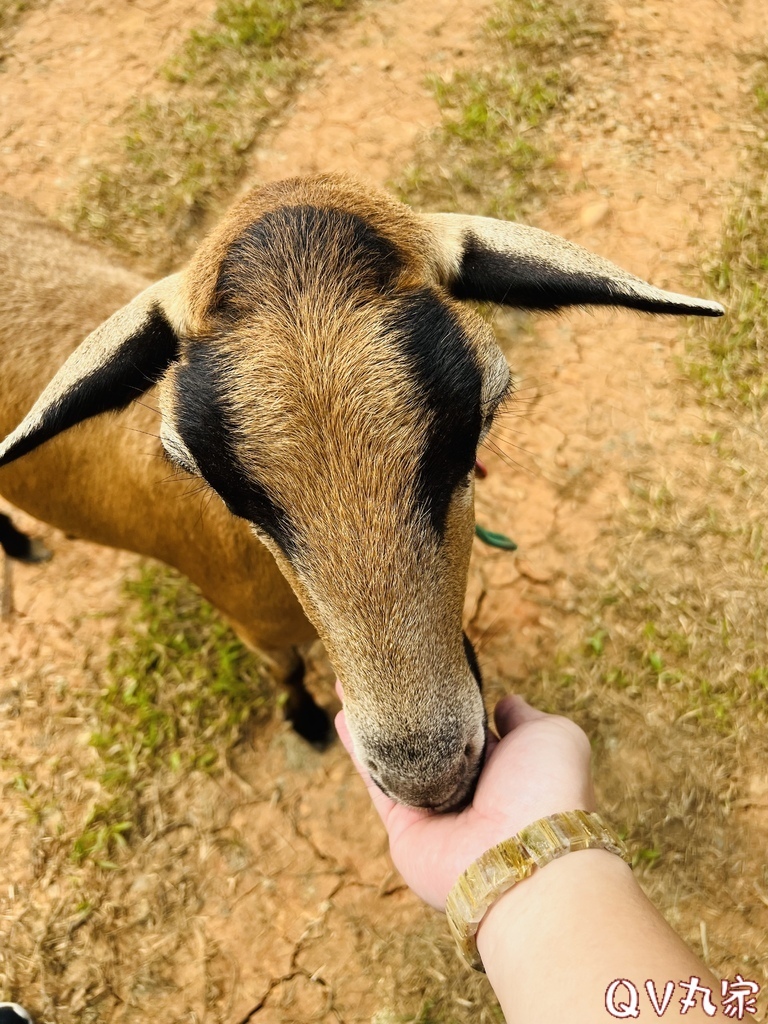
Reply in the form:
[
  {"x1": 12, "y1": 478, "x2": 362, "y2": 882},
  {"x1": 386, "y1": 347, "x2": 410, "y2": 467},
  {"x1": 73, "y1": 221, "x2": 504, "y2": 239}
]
[{"x1": 445, "y1": 810, "x2": 630, "y2": 971}]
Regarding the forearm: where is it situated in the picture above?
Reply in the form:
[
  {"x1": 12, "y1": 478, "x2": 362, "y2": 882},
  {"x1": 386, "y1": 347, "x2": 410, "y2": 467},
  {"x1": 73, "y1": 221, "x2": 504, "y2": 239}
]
[{"x1": 476, "y1": 849, "x2": 721, "y2": 1023}]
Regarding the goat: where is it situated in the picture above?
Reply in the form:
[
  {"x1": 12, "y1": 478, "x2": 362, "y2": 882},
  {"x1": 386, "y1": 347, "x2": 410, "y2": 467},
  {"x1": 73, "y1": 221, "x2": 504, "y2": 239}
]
[{"x1": 0, "y1": 176, "x2": 723, "y2": 810}]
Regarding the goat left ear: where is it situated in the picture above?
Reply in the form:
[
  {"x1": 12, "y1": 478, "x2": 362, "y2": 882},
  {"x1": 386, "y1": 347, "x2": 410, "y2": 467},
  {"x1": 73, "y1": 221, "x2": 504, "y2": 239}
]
[
  {"x1": 423, "y1": 212, "x2": 724, "y2": 317},
  {"x1": 0, "y1": 273, "x2": 185, "y2": 469}
]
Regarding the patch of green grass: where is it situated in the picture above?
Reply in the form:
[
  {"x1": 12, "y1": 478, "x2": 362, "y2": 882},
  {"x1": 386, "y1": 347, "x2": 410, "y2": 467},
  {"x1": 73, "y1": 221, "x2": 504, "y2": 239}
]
[
  {"x1": 396, "y1": 0, "x2": 611, "y2": 219},
  {"x1": 687, "y1": 59, "x2": 768, "y2": 411},
  {"x1": 72, "y1": 803, "x2": 133, "y2": 869},
  {"x1": 753, "y1": 56, "x2": 768, "y2": 113},
  {"x1": 73, "y1": 563, "x2": 269, "y2": 865},
  {"x1": 12, "y1": 772, "x2": 46, "y2": 826},
  {"x1": 168, "y1": 0, "x2": 351, "y2": 76},
  {"x1": 634, "y1": 845, "x2": 663, "y2": 869},
  {"x1": 69, "y1": 0, "x2": 359, "y2": 267},
  {"x1": 690, "y1": 183, "x2": 768, "y2": 409}
]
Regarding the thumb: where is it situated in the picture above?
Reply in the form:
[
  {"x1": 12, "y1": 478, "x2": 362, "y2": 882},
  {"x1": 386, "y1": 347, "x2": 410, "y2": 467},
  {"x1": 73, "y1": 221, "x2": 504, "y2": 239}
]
[
  {"x1": 335, "y1": 710, "x2": 404, "y2": 826},
  {"x1": 494, "y1": 694, "x2": 547, "y2": 737}
]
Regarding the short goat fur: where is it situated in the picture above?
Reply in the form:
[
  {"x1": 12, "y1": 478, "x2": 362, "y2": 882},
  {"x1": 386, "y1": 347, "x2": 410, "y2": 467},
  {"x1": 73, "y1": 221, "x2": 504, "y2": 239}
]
[{"x1": 0, "y1": 176, "x2": 723, "y2": 810}]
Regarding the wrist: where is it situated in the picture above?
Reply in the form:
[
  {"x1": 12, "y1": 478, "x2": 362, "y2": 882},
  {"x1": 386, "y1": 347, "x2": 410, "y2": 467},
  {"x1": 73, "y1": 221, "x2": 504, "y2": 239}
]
[
  {"x1": 473, "y1": 847, "x2": 723, "y2": 1024},
  {"x1": 445, "y1": 810, "x2": 628, "y2": 970},
  {"x1": 476, "y1": 848, "x2": 634, "y2": 975}
]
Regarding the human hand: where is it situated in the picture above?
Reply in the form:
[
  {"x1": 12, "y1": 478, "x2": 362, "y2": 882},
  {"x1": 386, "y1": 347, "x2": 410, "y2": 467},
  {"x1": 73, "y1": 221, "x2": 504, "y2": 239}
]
[{"x1": 335, "y1": 692, "x2": 596, "y2": 911}]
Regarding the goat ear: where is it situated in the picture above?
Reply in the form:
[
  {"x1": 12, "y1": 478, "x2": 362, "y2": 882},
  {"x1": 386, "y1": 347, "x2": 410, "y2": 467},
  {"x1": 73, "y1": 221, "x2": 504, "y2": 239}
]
[
  {"x1": 423, "y1": 213, "x2": 724, "y2": 317},
  {"x1": 0, "y1": 273, "x2": 185, "y2": 468}
]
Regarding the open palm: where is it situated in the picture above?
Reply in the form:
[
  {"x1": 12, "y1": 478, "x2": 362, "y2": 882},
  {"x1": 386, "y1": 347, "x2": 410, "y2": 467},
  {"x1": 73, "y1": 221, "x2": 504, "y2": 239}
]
[{"x1": 336, "y1": 693, "x2": 596, "y2": 910}]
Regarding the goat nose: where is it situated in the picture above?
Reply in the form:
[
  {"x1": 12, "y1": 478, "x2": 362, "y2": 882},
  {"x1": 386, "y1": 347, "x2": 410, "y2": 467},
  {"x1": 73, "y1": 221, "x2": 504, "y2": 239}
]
[
  {"x1": 368, "y1": 736, "x2": 484, "y2": 812},
  {"x1": 397, "y1": 770, "x2": 477, "y2": 813}
]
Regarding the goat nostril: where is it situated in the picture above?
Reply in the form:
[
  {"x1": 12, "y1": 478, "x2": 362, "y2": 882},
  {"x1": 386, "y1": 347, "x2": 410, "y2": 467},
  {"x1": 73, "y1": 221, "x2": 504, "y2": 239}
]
[{"x1": 464, "y1": 742, "x2": 472, "y2": 760}]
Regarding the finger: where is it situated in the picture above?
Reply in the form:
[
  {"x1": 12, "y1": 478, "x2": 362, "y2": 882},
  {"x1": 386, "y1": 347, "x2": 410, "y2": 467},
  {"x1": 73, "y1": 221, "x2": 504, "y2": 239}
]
[
  {"x1": 494, "y1": 693, "x2": 547, "y2": 736},
  {"x1": 334, "y1": 710, "x2": 402, "y2": 825},
  {"x1": 334, "y1": 708, "x2": 355, "y2": 757},
  {"x1": 483, "y1": 727, "x2": 499, "y2": 762},
  {"x1": 335, "y1": 678, "x2": 345, "y2": 701}
]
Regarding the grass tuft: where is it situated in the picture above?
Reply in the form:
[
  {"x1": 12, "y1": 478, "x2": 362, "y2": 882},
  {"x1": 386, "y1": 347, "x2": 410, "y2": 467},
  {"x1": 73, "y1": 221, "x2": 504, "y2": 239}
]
[
  {"x1": 396, "y1": 0, "x2": 611, "y2": 220},
  {"x1": 69, "y1": 0, "x2": 359, "y2": 267},
  {"x1": 73, "y1": 563, "x2": 269, "y2": 865},
  {"x1": 690, "y1": 182, "x2": 768, "y2": 410},
  {"x1": 688, "y1": 59, "x2": 768, "y2": 411}
]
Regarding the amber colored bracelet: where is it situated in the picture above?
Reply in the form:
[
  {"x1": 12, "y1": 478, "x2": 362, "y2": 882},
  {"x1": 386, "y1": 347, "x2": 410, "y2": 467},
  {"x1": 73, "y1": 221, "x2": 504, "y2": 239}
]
[{"x1": 445, "y1": 810, "x2": 630, "y2": 971}]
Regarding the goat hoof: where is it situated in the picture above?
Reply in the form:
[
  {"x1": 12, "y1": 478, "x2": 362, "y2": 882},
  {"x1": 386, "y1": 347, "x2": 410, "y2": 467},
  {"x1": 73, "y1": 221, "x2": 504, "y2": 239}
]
[
  {"x1": 23, "y1": 539, "x2": 53, "y2": 564},
  {"x1": 287, "y1": 701, "x2": 333, "y2": 751},
  {"x1": 0, "y1": 515, "x2": 53, "y2": 563}
]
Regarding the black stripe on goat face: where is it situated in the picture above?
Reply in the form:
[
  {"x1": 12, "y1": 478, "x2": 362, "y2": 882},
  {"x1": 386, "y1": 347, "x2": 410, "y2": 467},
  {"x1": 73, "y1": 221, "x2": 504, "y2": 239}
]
[
  {"x1": 387, "y1": 290, "x2": 483, "y2": 539},
  {"x1": 214, "y1": 204, "x2": 405, "y2": 316},
  {"x1": 172, "y1": 347, "x2": 299, "y2": 558}
]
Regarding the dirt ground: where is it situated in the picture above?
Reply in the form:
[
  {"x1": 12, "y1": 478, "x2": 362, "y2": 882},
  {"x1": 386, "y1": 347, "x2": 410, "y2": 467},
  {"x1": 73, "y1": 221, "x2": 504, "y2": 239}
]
[{"x1": 1, "y1": 0, "x2": 767, "y2": 1021}]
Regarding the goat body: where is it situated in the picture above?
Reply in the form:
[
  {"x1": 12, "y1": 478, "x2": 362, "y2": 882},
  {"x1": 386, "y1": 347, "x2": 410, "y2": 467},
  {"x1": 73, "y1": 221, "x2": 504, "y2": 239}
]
[{"x1": 0, "y1": 177, "x2": 722, "y2": 809}]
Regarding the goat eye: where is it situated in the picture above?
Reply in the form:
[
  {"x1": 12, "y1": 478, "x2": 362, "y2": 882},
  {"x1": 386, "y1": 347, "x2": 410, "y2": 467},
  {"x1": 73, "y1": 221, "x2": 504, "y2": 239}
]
[
  {"x1": 168, "y1": 450, "x2": 197, "y2": 475},
  {"x1": 161, "y1": 432, "x2": 201, "y2": 476}
]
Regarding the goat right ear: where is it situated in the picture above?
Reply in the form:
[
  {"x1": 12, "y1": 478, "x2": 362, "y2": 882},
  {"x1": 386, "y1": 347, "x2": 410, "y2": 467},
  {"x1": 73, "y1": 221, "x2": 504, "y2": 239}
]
[
  {"x1": 423, "y1": 212, "x2": 724, "y2": 317},
  {"x1": 0, "y1": 273, "x2": 185, "y2": 468}
]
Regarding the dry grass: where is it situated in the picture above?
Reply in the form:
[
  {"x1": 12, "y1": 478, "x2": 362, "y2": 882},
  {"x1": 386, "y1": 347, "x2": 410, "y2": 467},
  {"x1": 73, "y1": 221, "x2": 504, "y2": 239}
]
[
  {"x1": 73, "y1": 564, "x2": 270, "y2": 867},
  {"x1": 2, "y1": 772, "x2": 230, "y2": 1024},
  {"x1": 366, "y1": 918, "x2": 502, "y2": 1024},
  {"x1": 396, "y1": 0, "x2": 611, "y2": 219},
  {"x1": 691, "y1": 101, "x2": 768, "y2": 410},
  {"x1": 479, "y1": 50, "x2": 768, "y2": 996},
  {"x1": 691, "y1": 54, "x2": 767, "y2": 414},
  {"x1": 68, "y1": 0, "x2": 360, "y2": 269},
  {"x1": 696, "y1": 201, "x2": 765, "y2": 409}
]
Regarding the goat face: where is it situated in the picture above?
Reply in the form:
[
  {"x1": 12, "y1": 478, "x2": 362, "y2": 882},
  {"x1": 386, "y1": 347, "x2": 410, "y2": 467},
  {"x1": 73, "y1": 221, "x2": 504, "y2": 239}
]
[
  {"x1": 156, "y1": 181, "x2": 509, "y2": 809},
  {"x1": 0, "y1": 174, "x2": 723, "y2": 810}
]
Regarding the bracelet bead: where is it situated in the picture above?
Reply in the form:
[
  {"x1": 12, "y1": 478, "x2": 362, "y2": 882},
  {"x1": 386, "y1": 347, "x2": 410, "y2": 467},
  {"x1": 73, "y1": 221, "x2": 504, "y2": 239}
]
[{"x1": 445, "y1": 810, "x2": 630, "y2": 971}]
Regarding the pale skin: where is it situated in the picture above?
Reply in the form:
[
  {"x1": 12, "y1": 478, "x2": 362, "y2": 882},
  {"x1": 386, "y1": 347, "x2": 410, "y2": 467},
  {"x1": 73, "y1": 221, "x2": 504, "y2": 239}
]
[{"x1": 336, "y1": 690, "x2": 725, "y2": 1022}]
